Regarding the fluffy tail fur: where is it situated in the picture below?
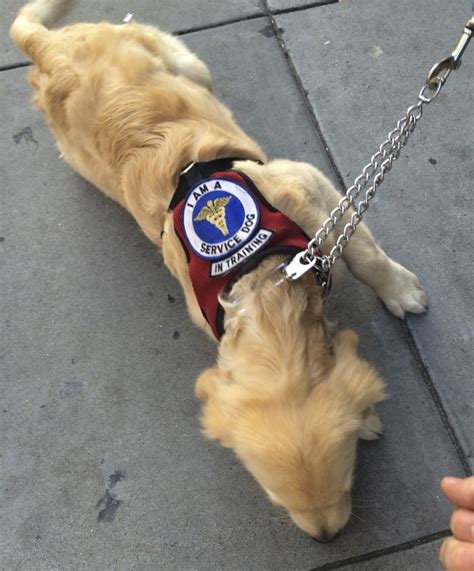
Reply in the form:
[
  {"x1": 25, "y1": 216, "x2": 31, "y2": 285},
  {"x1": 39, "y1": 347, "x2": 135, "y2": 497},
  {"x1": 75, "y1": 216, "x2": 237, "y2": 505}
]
[{"x1": 10, "y1": 0, "x2": 73, "y2": 58}]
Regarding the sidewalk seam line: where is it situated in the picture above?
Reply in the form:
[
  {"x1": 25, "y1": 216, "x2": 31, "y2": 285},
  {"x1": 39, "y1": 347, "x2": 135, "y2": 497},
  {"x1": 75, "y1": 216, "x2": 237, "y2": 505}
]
[
  {"x1": 402, "y1": 321, "x2": 471, "y2": 475},
  {"x1": 0, "y1": 3, "x2": 343, "y2": 71},
  {"x1": 310, "y1": 529, "x2": 450, "y2": 570},
  {"x1": 175, "y1": 13, "x2": 264, "y2": 36},
  {"x1": 0, "y1": 61, "x2": 30, "y2": 72},
  {"x1": 271, "y1": 0, "x2": 338, "y2": 16},
  {"x1": 260, "y1": 0, "x2": 471, "y2": 476},
  {"x1": 0, "y1": 15, "x2": 268, "y2": 74},
  {"x1": 259, "y1": 0, "x2": 346, "y2": 190}
]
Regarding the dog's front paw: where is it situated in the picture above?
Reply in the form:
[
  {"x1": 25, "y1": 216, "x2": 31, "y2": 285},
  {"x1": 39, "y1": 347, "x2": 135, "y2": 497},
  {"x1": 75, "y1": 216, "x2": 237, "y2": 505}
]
[
  {"x1": 376, "y1": 261, "x2": 428, "y2": 319},
  {"x1": 359, "y1": 407, "x2": 383, "y2": 440}
]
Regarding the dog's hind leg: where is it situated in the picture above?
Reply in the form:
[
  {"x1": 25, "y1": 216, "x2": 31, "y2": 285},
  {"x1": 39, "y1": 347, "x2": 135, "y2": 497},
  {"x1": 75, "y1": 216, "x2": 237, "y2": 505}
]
[
  {"x1": 118, "y1": 23, "x2": 213, "y2": 90},
  {"x1": 160, "y1": 34, "x2": 212, "y2": 90}
]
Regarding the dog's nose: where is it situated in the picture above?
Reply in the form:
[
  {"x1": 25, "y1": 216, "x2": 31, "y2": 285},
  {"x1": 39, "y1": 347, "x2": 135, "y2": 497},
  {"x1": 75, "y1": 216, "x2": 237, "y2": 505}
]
[{"x1": 313, "y1": 529, "x2": 340, "y2": 543}]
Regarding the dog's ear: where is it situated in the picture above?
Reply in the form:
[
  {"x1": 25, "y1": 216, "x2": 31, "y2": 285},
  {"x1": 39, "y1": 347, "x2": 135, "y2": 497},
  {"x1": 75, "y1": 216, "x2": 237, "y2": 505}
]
[
  {"x1": 195, "y1": 367, "x2": 235, "y2": 447},
  {"x1": 330, "y1": 330, "x2": 387, "y2": 413}
]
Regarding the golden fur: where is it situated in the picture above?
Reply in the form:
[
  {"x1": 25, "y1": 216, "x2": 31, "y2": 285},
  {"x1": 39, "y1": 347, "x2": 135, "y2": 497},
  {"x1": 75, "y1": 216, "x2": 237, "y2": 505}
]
[{"x1": 11, "y1": 0, "x2": 428, "y2": 540}]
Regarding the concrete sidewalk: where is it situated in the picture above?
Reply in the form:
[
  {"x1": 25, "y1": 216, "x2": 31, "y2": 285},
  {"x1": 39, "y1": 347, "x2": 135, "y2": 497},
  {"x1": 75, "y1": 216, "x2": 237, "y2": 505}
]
[{"x1": 1, "y1": 0, "x2": 472, "y2": 569}]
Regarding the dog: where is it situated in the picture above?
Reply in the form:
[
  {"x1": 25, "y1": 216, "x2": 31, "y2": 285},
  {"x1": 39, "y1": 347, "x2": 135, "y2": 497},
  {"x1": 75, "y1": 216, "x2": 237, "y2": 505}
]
[{"x1": 11, "y1": 0, "x2": 427, "y2": 541}]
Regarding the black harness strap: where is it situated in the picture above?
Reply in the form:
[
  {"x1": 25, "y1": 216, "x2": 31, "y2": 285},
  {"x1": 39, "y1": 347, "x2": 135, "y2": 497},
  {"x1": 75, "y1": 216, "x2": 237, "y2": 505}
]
[{"x1": 169, "y1": 157, "x2": 254, "y2": 212}]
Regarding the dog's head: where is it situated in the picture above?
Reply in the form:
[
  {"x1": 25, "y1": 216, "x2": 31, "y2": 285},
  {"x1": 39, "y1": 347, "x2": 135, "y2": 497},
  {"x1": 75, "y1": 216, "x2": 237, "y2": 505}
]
[{"x1": 196, "y1": 326, "x2": 385, "y2": 540}]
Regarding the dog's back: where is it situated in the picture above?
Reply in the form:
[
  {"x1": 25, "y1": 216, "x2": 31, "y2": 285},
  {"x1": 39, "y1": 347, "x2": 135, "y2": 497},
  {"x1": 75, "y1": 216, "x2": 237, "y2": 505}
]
[{"x1": 9, "y1": 0, "x2": 263, "y2": 240}]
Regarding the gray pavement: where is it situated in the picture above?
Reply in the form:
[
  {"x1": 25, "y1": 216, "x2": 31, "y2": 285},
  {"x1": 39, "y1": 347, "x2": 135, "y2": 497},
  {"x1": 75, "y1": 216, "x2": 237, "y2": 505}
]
[{"x1": 1, "y1": 0, "x2": 472, "y2": 569}]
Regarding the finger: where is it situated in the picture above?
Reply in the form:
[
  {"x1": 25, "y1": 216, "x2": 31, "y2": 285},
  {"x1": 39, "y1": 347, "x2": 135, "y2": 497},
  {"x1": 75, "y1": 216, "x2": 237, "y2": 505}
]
[
  {"x1": 442, "y1": 477, "x2": 474, "y2": 510},
  {"x1": 451, "y1": 509, "x2": 474, "y2": 543},
  {"x1": 440, "y1": 537, "x2": 474, "y2": 570}
]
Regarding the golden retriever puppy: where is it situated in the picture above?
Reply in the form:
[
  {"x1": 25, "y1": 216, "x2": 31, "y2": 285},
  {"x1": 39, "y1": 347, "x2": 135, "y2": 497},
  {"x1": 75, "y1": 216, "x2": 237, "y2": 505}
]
[{"x1": 11, "y1": 0, "x2": 427, "y2": 540}]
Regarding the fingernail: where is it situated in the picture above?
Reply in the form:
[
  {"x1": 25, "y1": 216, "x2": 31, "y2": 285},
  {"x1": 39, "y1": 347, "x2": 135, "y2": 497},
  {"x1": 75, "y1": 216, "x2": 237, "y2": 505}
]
[
  {"x1": 443, "y1": 477, "x2": 462, "y2": 485},
  {"x1": 455, "y1": 516, "x2": 474, "y2": 540}
]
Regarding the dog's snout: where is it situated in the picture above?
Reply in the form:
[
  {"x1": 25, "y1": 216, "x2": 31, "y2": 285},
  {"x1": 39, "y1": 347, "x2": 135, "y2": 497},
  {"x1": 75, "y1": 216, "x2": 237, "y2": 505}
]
[{"x1": 313, "y1": 529, "x2": 340, "y2": 543}]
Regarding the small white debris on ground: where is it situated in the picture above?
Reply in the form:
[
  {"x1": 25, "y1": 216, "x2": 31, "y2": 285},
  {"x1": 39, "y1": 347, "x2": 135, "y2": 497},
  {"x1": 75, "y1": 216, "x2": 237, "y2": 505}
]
[{"x1": 369, "y1": 45, "x2": 383, "y2": 57}]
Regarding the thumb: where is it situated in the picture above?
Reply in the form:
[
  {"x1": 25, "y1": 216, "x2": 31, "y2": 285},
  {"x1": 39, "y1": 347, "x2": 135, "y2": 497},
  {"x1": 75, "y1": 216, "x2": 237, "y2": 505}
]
[
  {"x1": 440, "y1": 537, "x2": 474, "y2": 570},
  {"x1": 441, "y1": 477, "x2": 474, "y2": 510}
]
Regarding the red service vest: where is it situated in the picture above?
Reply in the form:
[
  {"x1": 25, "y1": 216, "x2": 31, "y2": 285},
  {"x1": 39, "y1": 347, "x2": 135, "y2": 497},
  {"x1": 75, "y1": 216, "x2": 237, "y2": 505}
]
[{"x1": 171, "y1": 166, "x2": 309, "y2": 339}]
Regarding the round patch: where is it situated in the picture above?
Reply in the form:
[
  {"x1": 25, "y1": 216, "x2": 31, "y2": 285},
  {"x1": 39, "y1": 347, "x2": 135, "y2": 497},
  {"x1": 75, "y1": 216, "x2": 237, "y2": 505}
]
[{"x1": 183, "y1": 178, "x2": 260, "y2": 260}]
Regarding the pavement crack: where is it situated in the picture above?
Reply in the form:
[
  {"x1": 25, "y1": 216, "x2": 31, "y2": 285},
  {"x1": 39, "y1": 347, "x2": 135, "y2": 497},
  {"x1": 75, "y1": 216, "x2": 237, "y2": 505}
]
[
  {"x1": 401, "y1": 321, "x2": 471, "y2": 476},
  {"x1": 311, "y1": 529, "x2": 450, "y2": 570},
  {"x1": 271, "y1": 1, "x2": 339, "y2": 16},
  {"x1": 175, "y1": 13, "x2": 265, "y2": 37},
  {"x1": 0, "y1": 61, "x2": 31, "y2": 72}
]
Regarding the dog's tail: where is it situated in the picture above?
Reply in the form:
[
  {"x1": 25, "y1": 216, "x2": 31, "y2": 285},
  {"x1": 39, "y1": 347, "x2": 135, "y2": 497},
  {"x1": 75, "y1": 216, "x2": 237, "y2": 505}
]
[{"x1": 10, "y1": 0, "x2": 74, "y2": 60}]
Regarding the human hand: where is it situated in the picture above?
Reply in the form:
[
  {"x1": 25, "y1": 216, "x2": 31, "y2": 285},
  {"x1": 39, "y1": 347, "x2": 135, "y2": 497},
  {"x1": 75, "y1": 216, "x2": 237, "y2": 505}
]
[{"x1": 440, "y1": 476, "x2": 474, "y2": 570}]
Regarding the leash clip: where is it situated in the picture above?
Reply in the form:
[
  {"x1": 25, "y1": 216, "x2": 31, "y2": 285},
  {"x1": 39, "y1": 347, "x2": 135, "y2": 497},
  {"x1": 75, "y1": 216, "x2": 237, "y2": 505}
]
[
  {"x1": 427, "y1": 17, "x2": 473, "y2": 87},
  {"x1": 282, "y1": 251, "x2": 318, "y2": 280},
  {"x1": 279, "y1": 251, "x2": 332, "y2": 293}
]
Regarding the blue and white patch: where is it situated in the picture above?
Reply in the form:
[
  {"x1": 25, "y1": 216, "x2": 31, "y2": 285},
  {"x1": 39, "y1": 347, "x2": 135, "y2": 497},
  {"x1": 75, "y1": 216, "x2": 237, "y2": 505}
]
[{"x1": 183, "y1": 178, "x2": 260, "y2": 261}]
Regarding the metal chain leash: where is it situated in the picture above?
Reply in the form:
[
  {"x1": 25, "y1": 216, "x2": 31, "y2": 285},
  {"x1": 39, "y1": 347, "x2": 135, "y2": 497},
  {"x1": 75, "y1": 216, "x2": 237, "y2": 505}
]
[{"x1": 282, "y1": 12, "x2": 474, "y2": 285}]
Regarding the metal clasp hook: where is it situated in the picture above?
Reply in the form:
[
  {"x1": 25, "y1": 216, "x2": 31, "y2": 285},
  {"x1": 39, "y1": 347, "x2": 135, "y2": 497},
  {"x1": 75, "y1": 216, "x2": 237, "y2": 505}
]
[
  {"x1": 275, "y1": 251, "x2": 332, "y2": 296},
  {"x1": 427, "y1": 17, "x2": 473, "y2": 87}
]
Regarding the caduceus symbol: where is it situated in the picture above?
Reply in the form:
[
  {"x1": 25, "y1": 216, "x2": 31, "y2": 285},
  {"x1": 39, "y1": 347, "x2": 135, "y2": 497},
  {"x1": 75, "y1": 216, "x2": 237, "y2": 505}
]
[{"x1": 194, "y1": 196, "x2": 232, "y2": 236}]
